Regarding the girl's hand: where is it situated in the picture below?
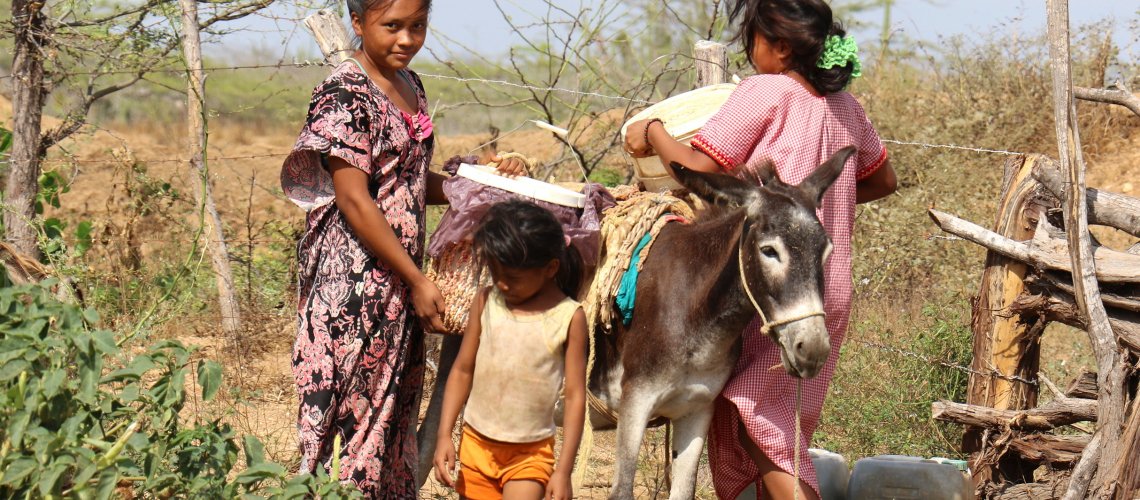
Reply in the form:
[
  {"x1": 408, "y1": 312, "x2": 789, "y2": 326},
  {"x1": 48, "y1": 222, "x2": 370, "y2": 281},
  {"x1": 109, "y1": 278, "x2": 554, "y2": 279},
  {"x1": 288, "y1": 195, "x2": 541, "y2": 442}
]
[
  {"x1": 623, "y1": 119, "x2": 657, "y2": 158},
  {"x1": 492, "y1": 154, "x2": 529, "y2": 177},
  {"x1": 411, "y1": 279, "x2": 447, "y2": 333},
  {"x1": 545, "y1": 470, "x2": 573, "y2": 500},
  {"x1": 433, "y1": 438, "x2": 458, "y2": 488}
]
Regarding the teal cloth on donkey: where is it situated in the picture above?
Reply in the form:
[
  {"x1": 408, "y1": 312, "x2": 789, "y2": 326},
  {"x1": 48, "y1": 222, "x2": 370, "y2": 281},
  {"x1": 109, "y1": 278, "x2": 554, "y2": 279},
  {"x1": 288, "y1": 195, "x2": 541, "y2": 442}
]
[{"x1": 615, "y1": 232, "x2": 654, "y2": 325}]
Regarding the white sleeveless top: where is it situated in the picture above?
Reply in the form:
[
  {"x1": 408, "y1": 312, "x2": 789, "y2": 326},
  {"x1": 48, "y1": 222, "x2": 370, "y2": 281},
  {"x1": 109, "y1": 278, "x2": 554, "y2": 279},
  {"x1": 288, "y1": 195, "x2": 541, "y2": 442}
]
[{"x1": 463, "y1": 289, "x2": 581, "y2": 443}]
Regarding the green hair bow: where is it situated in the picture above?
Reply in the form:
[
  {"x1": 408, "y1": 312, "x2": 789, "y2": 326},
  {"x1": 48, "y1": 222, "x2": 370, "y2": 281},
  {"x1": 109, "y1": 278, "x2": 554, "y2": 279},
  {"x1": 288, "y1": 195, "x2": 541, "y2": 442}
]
[{"x1": 817, "y1": 35, "x2": 862, "y2": 80}]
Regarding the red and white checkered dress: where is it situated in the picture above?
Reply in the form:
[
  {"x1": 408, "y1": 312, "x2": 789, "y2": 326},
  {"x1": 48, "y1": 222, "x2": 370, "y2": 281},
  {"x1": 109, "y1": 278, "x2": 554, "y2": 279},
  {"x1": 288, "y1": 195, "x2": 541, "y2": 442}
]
[{"x1": 691, "y1": 74, "x2": 887, "y2": 499}]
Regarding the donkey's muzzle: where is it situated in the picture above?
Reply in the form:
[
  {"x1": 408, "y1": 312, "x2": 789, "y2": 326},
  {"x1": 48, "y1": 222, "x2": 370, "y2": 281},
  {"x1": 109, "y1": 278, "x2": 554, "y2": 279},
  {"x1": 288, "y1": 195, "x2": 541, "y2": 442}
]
[{"x1": 777, "y1": 316, "x2": 830, "y2": 379}]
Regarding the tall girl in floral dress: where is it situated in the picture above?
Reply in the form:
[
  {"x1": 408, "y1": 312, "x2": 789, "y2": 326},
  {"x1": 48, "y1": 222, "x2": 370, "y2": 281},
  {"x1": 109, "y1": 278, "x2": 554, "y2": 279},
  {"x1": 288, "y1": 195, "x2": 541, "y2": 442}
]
[
  {"x1": 625, "y1": 1, "x2": 898, "y2": 498},
  {"x1": 280, "y1": 0, "x2": 447, "y2": 496}
]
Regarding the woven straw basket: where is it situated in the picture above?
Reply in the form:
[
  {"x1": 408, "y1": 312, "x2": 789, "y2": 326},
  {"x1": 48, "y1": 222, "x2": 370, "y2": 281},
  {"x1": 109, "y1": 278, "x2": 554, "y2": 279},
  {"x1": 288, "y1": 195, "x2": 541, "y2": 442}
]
[{"x1": 424, "y1": 239, "x2": 486, "y2": 335}]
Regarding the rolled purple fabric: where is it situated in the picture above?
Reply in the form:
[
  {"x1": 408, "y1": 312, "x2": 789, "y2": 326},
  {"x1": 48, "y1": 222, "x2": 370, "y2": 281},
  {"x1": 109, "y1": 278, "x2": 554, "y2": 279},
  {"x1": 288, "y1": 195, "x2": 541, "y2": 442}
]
[{"x1": 427, "y1": 175, "x2": 616, "y2": 267}]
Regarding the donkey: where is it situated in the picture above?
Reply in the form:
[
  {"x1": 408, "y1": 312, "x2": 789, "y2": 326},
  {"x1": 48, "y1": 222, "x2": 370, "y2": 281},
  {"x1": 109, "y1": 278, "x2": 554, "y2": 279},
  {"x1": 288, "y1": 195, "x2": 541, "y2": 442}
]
[{"x1": 416, "y1": 146, "x2": 854, "y2": 499}]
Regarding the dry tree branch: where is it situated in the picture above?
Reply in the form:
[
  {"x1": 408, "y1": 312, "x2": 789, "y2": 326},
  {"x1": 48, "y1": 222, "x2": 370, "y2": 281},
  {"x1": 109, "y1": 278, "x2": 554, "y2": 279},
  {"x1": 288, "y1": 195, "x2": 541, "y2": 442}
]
[
  {"x1": 201, "y1": 0, "x2": 276, "y2": 30},
  {"x1": 58, "y1": 0, "x2": 169, "y2": 28},
  {"x1": 1074, "y1": 82, "x2": 1140, "y2": 118}
]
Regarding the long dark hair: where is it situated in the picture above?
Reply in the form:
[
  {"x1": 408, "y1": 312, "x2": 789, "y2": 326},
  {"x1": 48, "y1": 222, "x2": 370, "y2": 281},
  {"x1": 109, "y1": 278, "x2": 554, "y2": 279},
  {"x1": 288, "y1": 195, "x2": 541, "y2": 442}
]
[
  {"x1": 728, "y1": 0, "x2": 854, "y2": 94},
  {"x1": 347, "y1": 0, "x2": 432, "y2": 18},
  {"x1": 473, "y1": 199, "x2": 582, "y2": 298}
]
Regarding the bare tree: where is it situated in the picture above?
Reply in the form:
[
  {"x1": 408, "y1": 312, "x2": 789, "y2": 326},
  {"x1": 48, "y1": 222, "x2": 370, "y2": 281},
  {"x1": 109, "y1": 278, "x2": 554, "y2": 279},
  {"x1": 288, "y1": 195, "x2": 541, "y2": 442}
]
[
  {"x1": 3, "y1": 0, "x2": 273, "y2": 259},
  {"x1": 179, "y1": 0, "x2": 244, "y2": 337}
]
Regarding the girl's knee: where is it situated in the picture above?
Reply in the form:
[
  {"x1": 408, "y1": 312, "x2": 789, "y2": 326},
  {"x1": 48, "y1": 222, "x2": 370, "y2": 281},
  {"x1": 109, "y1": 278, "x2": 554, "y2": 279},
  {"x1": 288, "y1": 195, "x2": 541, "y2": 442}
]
[{"x1": 501, "y1": 478, "x2": 545, "y2": 500}]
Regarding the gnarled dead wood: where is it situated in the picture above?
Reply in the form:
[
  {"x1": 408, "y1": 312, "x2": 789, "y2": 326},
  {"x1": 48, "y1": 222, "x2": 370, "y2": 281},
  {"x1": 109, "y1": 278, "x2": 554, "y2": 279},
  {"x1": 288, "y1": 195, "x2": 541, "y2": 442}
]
[
  {"x1": 1008, "y1": 433, "x2": 1090, "y2": 465},
  {"x1": 989, "y1": 481, "x2": 1070, "y2": 500},
  {"x1": 1011, "y1": 293, "x2": 1140, "y2": 353},
  {"x1": 1105, "y1": 394, "x2": 1140, "y2": 499},
  {"x1": 932, "y1": 399, "x2": 1097, "y2": 431},
  {"x1": 1031, "y1": 156, "x2": 1140, "y2": 238},
  {"x1": 1064, "y1": 372, "x2": 1098, "y2": 400},
  {"x1": 1026, "y1": 273, "x2": 1140, "y2": 313},
  {"x1": 928, "y1": 209, "x2": 1140, "y2": 284}
]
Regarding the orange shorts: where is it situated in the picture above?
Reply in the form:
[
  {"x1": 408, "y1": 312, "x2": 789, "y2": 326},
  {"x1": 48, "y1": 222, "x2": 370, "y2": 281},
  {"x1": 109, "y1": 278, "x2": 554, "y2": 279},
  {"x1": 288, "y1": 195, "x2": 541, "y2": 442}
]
[{"x1": 455, "y1": 425, "x2": 555, "y2": 499}]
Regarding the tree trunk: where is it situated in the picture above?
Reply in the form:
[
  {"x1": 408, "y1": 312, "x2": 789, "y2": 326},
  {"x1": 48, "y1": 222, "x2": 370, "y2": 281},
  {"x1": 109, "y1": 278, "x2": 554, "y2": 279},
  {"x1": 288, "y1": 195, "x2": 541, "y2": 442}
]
[
  {"x1": 5, "y1": 0, "x2": 49, "y2": 259},
  {"x1": 963, "y1": 155, "x2": 1052, "y2": 484},
  {"x1": 179, "y1": 0, "x2": 242, "y2": 338},
  {"x1": 1046, "y1": 2, "x2": 1127, "y2": 496}
]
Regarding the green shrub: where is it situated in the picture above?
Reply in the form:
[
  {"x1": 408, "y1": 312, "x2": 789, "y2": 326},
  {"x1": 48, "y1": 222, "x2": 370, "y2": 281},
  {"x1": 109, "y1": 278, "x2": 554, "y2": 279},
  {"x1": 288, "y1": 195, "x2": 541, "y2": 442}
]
[{"x1": 0, "y1": 279, "x2": 360, "y2": 499}]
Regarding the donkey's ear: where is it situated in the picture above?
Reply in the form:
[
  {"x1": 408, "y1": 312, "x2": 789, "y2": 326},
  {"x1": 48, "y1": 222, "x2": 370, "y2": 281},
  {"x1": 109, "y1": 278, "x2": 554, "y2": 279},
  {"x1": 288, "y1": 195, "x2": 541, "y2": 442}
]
[
  {"x1": 668, "y1": 162, "x2": 755, "y2": 207},
  {"x1": 753, "y1": 160, "x2": 779, "y2": 187},
  {"x1": 799, "y1": 146, "x2": 856, "y2": 206}
]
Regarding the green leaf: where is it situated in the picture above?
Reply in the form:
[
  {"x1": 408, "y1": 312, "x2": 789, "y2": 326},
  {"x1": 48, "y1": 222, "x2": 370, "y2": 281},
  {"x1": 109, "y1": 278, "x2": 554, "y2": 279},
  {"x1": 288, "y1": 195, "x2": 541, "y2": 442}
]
[
  {"x1": 280, "y1": 481, "x2": 313, "y2": 499},
  {"x1": 0, "y1": 346, "x2": 28, "y2": 366},
  {"x1": 75, "y1": 220, "x2": 94, "y2": 256},
  {"x1": 95, "y1": 469, "x2": 118, "y2": 500},
  {"x1": 41, "y1": 369, "x2": 65, "y2": 398},
  {"x1": 9, "y1": 411, "x2": 31, "y2": 448},
  {"x1": 83, "y1": 307, "x2": 101, "y2": 325},
  {"x1": 234, "y1": 463, "x2": 286, "y2": 486},
  {"x1": 120, "y1": 383, "x2": 140, "y2": 403},
  {"x1": 0, "y1": 127, "x2": 12, "y2": 155},
  {"x1": 91, "y1": 330, "x2": 117, "y2": 354},
  {"x1": 242, "y1": 434, "x2": 267, "y2": 466},
  {"x1": 0, "y1": 457, "x2": 37, "y2": 486},
  {"x1": 101, "y1": 365, "x2": 148, "y2": 383},
  {"x1": 38, "y1": 463, "x2": 69, "y2": 496},
  {"x1": 196, "y1": 360, "x2": 222, "y2": 401},
  {"x1": 71, "y1": 462, "x2": 99, "y2": 490},
  {"x1": 0, "y1": 360, "x2": 29, "y2": 381}
]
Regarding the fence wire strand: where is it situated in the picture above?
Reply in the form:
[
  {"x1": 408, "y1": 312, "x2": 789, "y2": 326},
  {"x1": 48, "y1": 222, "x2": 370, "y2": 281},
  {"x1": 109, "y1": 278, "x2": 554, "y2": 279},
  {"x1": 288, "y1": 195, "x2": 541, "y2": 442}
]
[{"x1": 848, "y1": 337, "x2": 1039, "y2": 386}]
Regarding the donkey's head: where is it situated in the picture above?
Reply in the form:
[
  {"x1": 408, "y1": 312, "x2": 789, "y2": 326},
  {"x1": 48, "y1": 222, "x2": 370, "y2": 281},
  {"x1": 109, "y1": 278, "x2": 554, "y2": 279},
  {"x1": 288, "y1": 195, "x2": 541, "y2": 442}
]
[{"x1": 668, "y1": 146, "x2": 853, "y2": 378}]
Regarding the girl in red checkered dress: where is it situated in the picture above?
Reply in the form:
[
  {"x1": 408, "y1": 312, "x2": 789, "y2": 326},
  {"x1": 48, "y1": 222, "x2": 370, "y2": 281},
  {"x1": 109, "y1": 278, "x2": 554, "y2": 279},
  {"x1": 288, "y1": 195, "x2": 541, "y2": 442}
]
[{"x1": 625, "y1": 1, "x2": 897, "y2": 498}]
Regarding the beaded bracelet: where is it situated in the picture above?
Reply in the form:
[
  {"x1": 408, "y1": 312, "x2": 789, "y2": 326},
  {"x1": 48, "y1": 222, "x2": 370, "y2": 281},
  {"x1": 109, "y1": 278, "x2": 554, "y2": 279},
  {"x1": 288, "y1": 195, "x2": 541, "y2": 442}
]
[{"x1": 644, "y1": 118, "x2": 664, "y2": 151}]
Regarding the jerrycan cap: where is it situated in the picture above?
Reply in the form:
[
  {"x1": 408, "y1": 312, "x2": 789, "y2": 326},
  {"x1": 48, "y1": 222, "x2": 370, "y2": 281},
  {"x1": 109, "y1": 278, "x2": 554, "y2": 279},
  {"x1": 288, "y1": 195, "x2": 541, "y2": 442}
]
[{"x1": 929, "y1": 457, "x2": 970, "y2": 472}]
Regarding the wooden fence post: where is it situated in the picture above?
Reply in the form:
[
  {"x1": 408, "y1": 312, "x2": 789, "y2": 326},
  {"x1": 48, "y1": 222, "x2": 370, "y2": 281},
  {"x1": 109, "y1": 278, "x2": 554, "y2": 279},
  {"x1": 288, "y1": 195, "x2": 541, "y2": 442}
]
[
  {"x1": 305, "y1": 10, "x2": 353, "y2": 65},
  {"x1": 963, "y1": 155, "x2": 1053, "y2": 485},
  {"x1": 179, "y1": 0, "x2": 243, "y2": 339},
  {"x1": 1045, "y1": 1, "x2": 1127, "y2": 498},
  {"x1": 693, "y1": 40, "x2": 728, "y2": 89}
]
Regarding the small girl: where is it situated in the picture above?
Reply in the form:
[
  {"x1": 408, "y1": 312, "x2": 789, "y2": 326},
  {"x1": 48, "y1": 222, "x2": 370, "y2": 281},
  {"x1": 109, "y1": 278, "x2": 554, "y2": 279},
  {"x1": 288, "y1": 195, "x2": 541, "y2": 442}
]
[
  {"x1": 432, "y1": 200, "x2": 588, "y2": 500},
  {"x1": 625, "y1": 1, "x2": 897, "y2": 499}
]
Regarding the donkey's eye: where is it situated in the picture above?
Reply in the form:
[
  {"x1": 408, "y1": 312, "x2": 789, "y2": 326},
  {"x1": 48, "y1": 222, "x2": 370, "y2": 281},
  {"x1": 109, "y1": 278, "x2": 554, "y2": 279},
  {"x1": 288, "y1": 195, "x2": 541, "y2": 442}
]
[{"x1": 759, "y1": 246, "x2": 780, "y2": 260}]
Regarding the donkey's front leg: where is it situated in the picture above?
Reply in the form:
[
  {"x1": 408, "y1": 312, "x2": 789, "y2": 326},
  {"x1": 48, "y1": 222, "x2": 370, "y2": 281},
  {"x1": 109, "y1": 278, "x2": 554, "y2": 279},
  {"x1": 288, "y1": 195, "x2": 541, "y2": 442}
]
[
  {"x1": 608, "y1": 385, "x2": 657, "y2": 500},
  {"x1": 667, "y1": 406, "x2": 715, "y2": 500}
]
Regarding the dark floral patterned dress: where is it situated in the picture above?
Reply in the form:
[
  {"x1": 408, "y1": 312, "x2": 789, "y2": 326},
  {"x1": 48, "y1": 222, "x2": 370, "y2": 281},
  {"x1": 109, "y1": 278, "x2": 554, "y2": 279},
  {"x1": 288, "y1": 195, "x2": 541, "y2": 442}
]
[{"x1": 280, "y1": 60, "x2": 434, "y2": 498}]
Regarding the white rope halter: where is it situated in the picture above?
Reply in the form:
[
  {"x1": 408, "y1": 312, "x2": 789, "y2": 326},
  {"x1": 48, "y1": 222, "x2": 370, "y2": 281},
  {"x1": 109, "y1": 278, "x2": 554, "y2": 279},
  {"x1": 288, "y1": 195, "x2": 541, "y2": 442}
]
[{"x1": 736, "y1": 228, "x2": 819, "y2": 500}]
